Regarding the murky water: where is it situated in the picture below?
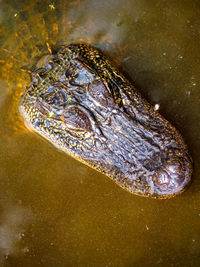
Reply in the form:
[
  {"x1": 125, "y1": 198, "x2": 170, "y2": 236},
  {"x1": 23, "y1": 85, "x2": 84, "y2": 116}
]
[{"x1": 0, "y1": 0, "x2": 200, "y2": 266}]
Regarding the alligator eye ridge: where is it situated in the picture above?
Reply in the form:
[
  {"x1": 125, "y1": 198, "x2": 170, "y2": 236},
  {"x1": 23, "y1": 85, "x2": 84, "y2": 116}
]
[{"x1": 19, "y1": 43, "x2": 193, "y2": 199}]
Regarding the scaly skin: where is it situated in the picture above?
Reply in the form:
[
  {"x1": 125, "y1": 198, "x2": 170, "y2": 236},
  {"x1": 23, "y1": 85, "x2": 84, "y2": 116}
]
[{"x1": 20, "y1": 43, "x2": 193, "y2": 198}]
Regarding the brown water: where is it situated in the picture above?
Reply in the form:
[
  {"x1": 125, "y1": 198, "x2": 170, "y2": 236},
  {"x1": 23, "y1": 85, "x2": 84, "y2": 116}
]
[{"x1": 0, "y1": 0, "x2": 200, "y2": 266}]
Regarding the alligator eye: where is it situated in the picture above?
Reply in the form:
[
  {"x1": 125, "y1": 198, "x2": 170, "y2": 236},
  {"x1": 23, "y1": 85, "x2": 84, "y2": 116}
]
[
  {"x1": 42, "y1": 87, "x2": 69, "y2": 106},
  {"x1": 65, "y1": 60, "x2": 94, "y2": 86},
  {"x1": 88, "y1": 80, "x2": 115, "y2": 107}
]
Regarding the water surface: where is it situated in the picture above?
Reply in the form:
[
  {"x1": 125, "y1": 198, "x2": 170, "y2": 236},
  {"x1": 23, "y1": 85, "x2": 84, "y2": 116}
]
[{"x1": 0, "y1": 0, "x2": 200, "y2": 266}]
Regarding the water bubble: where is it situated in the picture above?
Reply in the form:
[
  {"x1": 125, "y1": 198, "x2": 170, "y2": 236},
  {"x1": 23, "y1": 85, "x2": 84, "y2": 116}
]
[{"x1": 154, "y1": 104, "x2": 160, "y2": 111}]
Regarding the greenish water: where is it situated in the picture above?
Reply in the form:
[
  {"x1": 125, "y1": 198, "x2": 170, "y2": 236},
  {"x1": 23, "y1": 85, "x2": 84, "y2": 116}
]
[{"x1": 0, "y1": 0, "x2": 200, "y2": 266}]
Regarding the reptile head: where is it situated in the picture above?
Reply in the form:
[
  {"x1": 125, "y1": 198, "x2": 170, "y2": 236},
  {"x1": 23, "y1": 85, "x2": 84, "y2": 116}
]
[
  {"x1": 20, "y1": 43, "x2": 192, "y2": 198},
  {"x1": 20, "y1": 47, "x2": 110, "y2": 160}
]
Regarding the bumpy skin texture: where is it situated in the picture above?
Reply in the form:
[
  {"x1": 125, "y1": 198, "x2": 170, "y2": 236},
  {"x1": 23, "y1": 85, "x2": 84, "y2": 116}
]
[{"x1": 20, "y1": 43, "x2": 192, "y2": 198}]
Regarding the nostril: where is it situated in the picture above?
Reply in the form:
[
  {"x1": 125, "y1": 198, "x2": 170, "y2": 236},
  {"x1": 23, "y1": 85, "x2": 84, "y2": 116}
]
[
  {"x1": 166, "y1": 161, "x2": 185, "y2": 186},
  {"x1": 168, "y1": 163, "x2": 181, "y2": 174},
  {"x1": 156, "y1": 171, "x2": 171, "y2": 190}
]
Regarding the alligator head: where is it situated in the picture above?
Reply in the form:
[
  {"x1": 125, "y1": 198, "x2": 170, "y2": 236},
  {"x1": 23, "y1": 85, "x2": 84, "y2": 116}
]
[{"x1": 20, "y1": 43, "x2": 192, "y2": 198}]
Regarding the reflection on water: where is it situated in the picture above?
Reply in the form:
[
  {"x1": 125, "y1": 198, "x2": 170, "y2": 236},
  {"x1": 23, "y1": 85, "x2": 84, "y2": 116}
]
[{"x1": 0, "y1": 0, "x2": 200, "y2": 266}]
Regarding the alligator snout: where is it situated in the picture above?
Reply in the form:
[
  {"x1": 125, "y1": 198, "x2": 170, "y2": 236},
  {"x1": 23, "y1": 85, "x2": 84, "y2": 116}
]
[{"x1": 152, "y1": 157, "x2": 192, "y2": 197}]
